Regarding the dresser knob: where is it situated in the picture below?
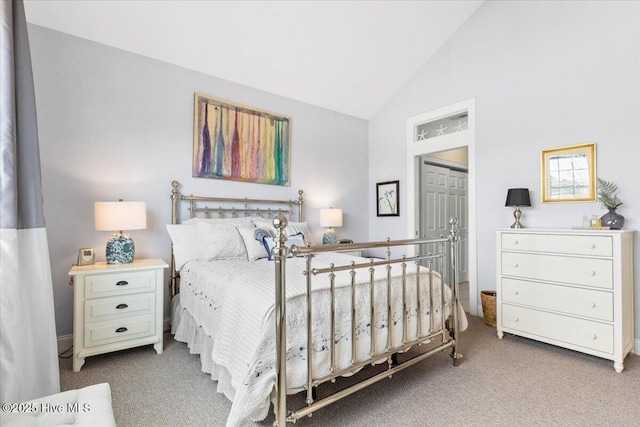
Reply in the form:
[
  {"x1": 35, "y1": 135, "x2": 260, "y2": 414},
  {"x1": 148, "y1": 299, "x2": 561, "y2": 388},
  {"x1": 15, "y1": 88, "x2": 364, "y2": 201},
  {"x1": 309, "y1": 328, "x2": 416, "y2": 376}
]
[
  {"x1": 513, "y1": 317, "x2": 519, "y2": 322},
  {"x1": 591, "y1": 334, "x2": 597, "y2": 340},
  {"x1": 588, "y1": 271, "x2": 596, "y2": 276},
  {"x1": 512, "y1": 290, "x2": 519, "y2": 295},
  {"x1": 589, "y1": 302, "x2": 596, "y2": 308},
  {"x1": 589, "y1": 243, "x2": 596, "y2": 249},
  {"x1": 513, "y1": 240, "x2": 519, "y2": 245},
  {"x1": 513, "y1": 263, "x2": 519, "y2": 268}
]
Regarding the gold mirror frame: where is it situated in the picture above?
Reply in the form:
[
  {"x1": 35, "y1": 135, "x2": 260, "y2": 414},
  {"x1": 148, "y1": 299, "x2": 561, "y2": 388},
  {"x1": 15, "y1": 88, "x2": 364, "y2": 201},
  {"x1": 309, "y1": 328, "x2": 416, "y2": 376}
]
[{"x1": 541, "y1": 142, "x2": 596, "y2": 203}]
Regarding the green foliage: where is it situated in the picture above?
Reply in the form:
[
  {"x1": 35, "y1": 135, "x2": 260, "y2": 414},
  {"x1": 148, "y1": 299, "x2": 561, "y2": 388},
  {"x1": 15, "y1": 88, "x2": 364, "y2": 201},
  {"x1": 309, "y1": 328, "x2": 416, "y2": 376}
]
[{"x1": 597, "y1": 177, "x2": 623, "y2": 210}]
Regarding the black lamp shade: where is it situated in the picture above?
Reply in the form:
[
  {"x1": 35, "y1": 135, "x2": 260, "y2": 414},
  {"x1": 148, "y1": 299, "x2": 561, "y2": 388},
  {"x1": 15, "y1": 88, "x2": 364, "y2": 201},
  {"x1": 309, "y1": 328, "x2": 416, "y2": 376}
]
[{"x1": 505, "y1": 188, "x2": 531, "y2": 207}]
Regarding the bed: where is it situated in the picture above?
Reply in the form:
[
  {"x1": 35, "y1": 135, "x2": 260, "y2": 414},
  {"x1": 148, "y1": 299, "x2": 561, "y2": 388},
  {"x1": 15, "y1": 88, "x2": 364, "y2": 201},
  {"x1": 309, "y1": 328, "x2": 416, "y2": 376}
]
[{"x1": 166, "y1": 181, "x2": 467, "y2": 426}]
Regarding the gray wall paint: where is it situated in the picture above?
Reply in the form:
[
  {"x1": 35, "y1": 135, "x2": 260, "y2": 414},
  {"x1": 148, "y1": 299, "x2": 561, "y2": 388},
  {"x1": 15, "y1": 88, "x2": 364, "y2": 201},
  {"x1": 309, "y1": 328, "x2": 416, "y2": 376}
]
[
  {"x1": 28, "y1": 25, "x2": 369, "y2": 337},
  {"x1": 369, "y1": 1, "x2": 640, "y2": 337}
]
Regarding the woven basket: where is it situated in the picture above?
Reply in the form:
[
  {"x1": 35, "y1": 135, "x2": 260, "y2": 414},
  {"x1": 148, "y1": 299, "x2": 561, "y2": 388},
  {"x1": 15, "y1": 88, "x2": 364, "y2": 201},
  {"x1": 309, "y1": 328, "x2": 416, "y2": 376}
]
[{"x1": 480, "y1": 290, "x2": 497, "y2": 327}]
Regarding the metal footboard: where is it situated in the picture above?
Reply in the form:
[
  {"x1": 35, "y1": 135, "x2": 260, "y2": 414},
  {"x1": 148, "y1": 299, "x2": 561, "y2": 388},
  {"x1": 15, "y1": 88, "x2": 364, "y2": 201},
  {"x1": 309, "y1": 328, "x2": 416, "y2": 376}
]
[{"x1": 272, "y1": 215, "x2": 462, "y2": 426}]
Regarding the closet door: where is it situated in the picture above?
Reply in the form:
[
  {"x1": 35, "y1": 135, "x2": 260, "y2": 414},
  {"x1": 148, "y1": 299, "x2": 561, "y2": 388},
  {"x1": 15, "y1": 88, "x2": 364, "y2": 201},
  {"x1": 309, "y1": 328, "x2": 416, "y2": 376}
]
[
  {"x1": 420, "y1": 163, "x2": 468, "y2": 282},
  {"x1": 420, "y1": 163, "x2": 450, "y2": 269},
  {"x1": 449, "y1": 170, "x2": 468, "y2": 283}
]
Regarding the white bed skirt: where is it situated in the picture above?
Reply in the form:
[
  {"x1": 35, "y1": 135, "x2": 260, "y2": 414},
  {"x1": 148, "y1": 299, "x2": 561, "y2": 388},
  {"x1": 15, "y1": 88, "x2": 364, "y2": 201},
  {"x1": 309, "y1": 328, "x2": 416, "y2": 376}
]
[{"x1": 171, "y1": 295, "x2": 272, "y2": 423}]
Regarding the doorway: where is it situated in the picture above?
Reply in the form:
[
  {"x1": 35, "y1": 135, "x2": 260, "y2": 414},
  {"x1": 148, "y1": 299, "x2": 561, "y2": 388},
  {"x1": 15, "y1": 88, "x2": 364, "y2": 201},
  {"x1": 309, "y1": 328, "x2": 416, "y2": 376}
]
[{"x1": 406, "y1": 98, "x2": 477, "y2": 315}]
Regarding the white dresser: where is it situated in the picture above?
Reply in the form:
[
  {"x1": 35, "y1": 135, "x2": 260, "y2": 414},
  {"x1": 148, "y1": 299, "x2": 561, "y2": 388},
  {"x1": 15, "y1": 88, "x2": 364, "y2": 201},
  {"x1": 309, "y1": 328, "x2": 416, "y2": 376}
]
[
  {"x1": 69, "y1": 258, "x2": 168, "y2": 372},
  {"x1": 496, "y1": 229, "x2": 634, "y2": 372}
]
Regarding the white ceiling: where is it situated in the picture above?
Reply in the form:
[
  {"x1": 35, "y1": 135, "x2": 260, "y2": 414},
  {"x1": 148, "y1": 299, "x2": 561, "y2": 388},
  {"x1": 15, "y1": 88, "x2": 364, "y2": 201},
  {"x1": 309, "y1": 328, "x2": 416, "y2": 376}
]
[{"x1": 24, "y1": 0, "x2": 483, "y2": 119}]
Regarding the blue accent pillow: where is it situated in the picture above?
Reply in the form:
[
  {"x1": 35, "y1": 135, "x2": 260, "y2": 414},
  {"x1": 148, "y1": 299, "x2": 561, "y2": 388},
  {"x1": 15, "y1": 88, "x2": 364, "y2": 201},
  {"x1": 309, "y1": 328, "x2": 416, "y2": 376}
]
[{"x1": 262, "y1": 234, "x2": 306, "y2": 261}]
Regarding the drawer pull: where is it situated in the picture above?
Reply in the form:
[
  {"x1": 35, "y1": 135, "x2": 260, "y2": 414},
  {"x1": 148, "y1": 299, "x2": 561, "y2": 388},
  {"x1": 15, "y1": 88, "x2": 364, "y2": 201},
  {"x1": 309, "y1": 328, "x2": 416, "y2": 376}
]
[
  {"x1": 512, "y1": 290, "x2": 519, "y2": 295},
  {"x1": 588, "y1": 271, "x2": 596, "y2": 276},
  {"x1": 591, "y1": 334, "x2": 597, "y2": 340},
  {"x1": 513, "y1": 317, "x2": 519, "y2": 322},
  {"x1": 513, "y1": 240, "x2": 518, "y2": 245},
  {"x1": 512, "y1": 263, "x2": 519, "y2": 268},
  {"x1": 116, "y1": 303, "x2": 129, "y2": 310},
  {"x1": 115, "y1": 327, "x2": 128, "y2": 333},
  {"x1": 589, "y1": 302, "x2": 596, "y2": 308},
  {"x1": 116, "y1": 280, "x2": 129, "y2": 286},
  {"x1": 588, "y1": 243, "x2": 596, "y2": 249}
]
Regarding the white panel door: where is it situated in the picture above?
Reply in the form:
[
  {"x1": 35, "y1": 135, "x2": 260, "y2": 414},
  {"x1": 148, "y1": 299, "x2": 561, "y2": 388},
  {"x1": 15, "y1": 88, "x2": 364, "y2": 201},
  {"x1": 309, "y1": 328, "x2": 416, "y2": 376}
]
[
  {"x1": 449, "y1": 169, "x2": 469, "y2": 282},
  {"x1": 419, "y1": 162, "x2": 468, "y2": 282}
]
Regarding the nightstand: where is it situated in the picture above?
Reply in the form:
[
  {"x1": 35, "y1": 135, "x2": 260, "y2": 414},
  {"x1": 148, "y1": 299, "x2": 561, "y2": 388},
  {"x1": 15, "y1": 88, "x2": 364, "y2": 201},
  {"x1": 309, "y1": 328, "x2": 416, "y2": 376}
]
[{"x1": 68, "y1": 258, "x2": 168, "y2": 372}]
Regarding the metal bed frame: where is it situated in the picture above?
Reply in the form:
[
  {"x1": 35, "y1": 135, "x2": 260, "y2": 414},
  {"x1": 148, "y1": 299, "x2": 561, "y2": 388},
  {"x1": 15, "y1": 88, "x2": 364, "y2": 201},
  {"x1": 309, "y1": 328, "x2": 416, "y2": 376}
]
[{"x1": 169, "y1": 180, "x2": 463, "y2": 426}]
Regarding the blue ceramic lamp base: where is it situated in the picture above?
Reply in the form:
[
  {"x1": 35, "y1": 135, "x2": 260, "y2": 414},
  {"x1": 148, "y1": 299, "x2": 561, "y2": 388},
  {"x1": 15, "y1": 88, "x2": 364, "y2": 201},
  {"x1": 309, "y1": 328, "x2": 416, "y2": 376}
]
[
  {"x1": 323, "y1": 228, "x2": 337, "y2": 245},
  {"x1": 106, "y1": 232, "x2": 135, "y2": 264}
]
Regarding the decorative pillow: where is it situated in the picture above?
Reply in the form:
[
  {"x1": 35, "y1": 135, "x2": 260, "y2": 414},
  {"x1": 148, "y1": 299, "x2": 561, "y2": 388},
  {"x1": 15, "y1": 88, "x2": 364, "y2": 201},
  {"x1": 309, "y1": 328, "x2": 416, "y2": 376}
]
[
  {"x1": 236, "y1": 226, "x2": 269, "y2": 261},
  {"x1": 285, "y1": 221, "x2": 314, "y2": 246},
  {"x1": 254, "y1": 219, "x2": 314, "y2": 246},
  {"x1": 165, "y1": 224, "x2": 199, "y2": 271},
  {"x1": 196, "y1": 222, "x2": 247, "y2": 260},
  {"x1": 262, "y1": 235, "x2": 306, "y2": 260},
  {"x1": 252, "y1": 219, "x2": 278, "y2": 236}
]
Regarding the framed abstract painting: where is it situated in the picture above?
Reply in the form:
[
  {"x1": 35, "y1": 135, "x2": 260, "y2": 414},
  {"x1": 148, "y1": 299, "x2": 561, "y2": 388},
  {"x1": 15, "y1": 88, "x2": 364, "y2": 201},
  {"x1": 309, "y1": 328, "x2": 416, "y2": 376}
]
[
  {"x1": 193, "y1": 93, "x2": 291, "y2": 186},
  {"x1": 377, "y1": 180, "x2": 399, "y2": 217}
]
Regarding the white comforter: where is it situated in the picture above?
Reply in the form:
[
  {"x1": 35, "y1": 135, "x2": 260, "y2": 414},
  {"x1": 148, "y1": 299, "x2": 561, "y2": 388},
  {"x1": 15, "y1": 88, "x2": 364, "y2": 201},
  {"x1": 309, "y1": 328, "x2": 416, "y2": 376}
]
[{"x1": 173, "y1": 252, "x2": 467, "y2": 426}]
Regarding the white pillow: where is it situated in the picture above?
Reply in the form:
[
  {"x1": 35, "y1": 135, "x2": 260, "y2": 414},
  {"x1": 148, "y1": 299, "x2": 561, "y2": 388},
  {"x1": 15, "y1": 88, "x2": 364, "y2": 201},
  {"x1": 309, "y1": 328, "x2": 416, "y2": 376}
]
[
  {"x1": 285, "y1": 221, "x2": 314, "y2": 246},
  {"x1": 237, "y1": 226, "x2": 269, "y2": 261},
  {"x1": 196, "y1": 222, "x2": 247, "y2": 260},
  {"x1": 166, "y1": 224, "x2": 199, "y2": 271}
]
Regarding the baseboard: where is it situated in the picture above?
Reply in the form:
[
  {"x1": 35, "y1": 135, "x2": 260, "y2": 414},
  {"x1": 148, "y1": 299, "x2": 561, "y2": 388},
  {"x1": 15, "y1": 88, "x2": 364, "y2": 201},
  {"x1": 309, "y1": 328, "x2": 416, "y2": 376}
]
[
  {"x1": 57, "y1": 334, "x2": 73, "y2": 354},
  {"x1": 57, "y1": 317, "x2": 172, "y2": 354}
]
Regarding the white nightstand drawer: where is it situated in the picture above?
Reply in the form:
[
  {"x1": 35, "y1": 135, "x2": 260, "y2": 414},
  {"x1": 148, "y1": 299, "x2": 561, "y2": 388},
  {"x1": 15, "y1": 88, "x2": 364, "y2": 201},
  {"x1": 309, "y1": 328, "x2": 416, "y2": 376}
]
[
  {"x1": 501, "y1": 252, "x2": 613, "y2": 289},
  {"x1": 84, "y1": 314, "x2": 156, "y2": 348},
  {"x1": 502, "y1": 304, "x2": 613, "y2": 354},
  {"x1": 85, "y1": 270, "x2": 156, "y2": 298},
  {"x1": 501, "y1": 278, "x2": 613, "y2": 321},
  {"x1": 501, "y1": 233, "x2": 612, "y2": 257},
  {"x1": 85, "y1": 292, "x2": 155, "y2": 323}
]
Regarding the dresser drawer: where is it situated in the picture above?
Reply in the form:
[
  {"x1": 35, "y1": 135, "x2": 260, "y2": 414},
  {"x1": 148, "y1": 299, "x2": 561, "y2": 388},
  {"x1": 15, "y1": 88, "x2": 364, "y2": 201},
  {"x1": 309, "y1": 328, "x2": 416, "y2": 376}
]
[
  {"x1": 501, "y1": 233, "x2": 612, "y2": 257},
  {"x1": 85, "y1": 292, "x2": 155, "y2": 323},
  {"x1": 85, "y1": 270, "x2": 156, "y2": 298},
  {"x1": 502, "y1": 304, "x2": 613, "y2": 354},
  {"x1": 84, "y1": 315, "x2": 156, "y2": 348},
  {"x1": 501, "y1": 252, "x2": 613, "y2": 289},
  {"x1": 501, "y1": 278, "x2": 613, "y2": 321}
]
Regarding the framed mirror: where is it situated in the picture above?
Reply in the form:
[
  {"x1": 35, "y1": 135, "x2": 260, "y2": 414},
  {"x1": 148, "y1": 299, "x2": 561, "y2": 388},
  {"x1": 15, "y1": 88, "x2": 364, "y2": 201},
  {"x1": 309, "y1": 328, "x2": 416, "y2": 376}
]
[{"x1": 541, "y1": 142, "x2": 596, "y2": 203}]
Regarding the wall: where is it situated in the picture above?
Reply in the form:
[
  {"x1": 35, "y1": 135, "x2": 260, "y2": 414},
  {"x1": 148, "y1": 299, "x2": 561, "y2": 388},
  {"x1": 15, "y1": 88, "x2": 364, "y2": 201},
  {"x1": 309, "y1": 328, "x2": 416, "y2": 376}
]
[
  {"x1": 28, "y1": 25, "x2": 369, "y2": 337},
  {"x1": 369, "y1": 1, "x2": 640, "y2": 339}
]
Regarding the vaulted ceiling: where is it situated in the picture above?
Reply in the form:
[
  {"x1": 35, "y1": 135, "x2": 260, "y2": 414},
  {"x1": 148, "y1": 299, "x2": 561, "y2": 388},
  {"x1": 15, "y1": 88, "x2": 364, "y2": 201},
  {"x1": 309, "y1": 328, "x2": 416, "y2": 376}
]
[{"x1": 24, "y1": 1, "x2": 483, "y2": 119}]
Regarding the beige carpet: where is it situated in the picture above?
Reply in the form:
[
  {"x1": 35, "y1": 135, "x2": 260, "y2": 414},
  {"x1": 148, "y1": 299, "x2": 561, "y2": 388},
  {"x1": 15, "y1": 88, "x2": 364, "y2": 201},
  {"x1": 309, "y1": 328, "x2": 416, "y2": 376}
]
[{"x1": 59, "y1": 315, "x2": 640, "y2": 426}]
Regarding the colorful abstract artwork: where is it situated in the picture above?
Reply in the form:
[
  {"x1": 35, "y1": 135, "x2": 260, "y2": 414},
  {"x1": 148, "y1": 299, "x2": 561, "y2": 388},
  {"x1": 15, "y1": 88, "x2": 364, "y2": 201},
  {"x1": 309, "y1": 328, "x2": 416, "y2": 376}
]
[{"x1": 193, "y1": 93, "x2": 290, "y2": 186}]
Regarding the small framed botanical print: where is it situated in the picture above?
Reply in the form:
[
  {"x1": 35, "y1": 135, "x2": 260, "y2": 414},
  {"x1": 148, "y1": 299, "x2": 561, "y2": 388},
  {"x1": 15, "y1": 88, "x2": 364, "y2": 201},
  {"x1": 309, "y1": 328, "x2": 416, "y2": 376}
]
[{"x1": 377, "y1": 180, "x2": 399, "y2": 217}]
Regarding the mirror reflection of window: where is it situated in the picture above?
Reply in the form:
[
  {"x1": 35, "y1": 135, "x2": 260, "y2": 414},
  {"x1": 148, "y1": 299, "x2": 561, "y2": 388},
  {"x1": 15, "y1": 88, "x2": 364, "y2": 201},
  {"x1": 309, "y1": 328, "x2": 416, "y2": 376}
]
[{"x1": 548, "y1": 153, "x2": 589, "y2": 198}]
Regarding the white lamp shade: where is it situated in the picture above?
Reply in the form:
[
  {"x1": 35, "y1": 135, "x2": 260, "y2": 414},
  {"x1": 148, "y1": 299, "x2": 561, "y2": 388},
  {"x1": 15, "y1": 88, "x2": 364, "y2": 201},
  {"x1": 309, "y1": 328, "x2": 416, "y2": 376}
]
[
  {"x1": 95, "y1": 201, "x2": 147, "y2": 231},
  {"x1": 319, "y1": 208, "x2": 343, "y2": 228}
]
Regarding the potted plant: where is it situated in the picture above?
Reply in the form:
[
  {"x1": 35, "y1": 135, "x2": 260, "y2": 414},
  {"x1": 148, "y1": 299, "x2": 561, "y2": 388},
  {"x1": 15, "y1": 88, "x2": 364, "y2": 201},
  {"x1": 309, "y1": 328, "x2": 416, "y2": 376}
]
[{"x1": 597, "y1": 178, "x2": 624, "y2": 229}]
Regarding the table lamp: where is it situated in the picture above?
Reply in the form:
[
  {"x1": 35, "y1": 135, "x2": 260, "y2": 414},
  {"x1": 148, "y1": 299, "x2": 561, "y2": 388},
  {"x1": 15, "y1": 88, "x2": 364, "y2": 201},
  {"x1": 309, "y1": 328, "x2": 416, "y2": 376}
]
[
  {"x1": 505, "y1": 188, "x2": 531, "y2": 228},
  {"x1": 320, "y1": 208, "x2": 342, "y2": 245},
  {"x1": 95, "y1": 200, "x2": 147, "y2": 264}
]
